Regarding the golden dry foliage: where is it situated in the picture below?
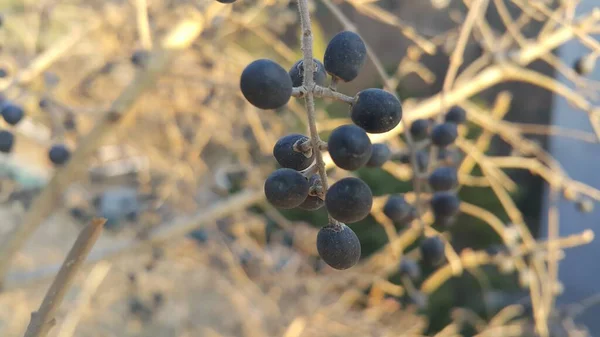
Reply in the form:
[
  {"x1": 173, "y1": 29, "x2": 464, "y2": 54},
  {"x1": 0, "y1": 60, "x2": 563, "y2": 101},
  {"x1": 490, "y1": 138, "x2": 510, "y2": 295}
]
[{"x1": 0, "y1": 0, "x2": 598, "y2": 336}]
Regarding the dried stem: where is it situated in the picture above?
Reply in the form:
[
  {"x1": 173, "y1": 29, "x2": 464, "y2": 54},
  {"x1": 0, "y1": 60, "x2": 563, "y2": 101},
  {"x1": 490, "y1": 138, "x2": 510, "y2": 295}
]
[{"x1": 23, "y1": 218, "x2": 106, "y2": 337}]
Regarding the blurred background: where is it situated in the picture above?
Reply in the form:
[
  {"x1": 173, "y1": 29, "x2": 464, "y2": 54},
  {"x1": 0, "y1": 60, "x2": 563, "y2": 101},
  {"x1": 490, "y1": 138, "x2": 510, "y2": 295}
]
[{"x1": 0, "y1": 0, "x2": 599, "y2": 336}]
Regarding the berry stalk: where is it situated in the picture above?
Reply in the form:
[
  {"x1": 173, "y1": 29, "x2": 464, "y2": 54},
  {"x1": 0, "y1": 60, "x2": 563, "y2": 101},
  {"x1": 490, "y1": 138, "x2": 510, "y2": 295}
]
[{"x1": 296, "y1": 0, "x2": 333, "y2": 222}]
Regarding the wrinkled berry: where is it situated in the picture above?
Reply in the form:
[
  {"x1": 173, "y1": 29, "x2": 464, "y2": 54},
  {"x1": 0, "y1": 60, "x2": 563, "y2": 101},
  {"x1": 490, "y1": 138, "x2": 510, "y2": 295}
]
[
  {"x1": 351, "y1": 88, "x2": 402, "y2": 134},
  {"x1": 240, "y1": 59, "x2": 293, "y2": 110},
  {"x1": 324, "y1": 31, "x2": 367, "y2": 82},
  {"x1": 428, "y1": 166, "x2": 458, "y2": 191},
  {"x1": 326, "y1": 177, "x2": 373, "y2": 223},
  {"x1": 328, "y1": 124, "x2": 372, "y2": 170},
  {"x1": 273, "y1": 134, "x2": 314, "y2": 171},
  {"x1": 365, "y1": 143, "x2": 391, "y2": 167},
  {"x1": 289, "y1": 59, "x2": 328, "y2": 87},
  {"x1": 264, "y1": 168, "x2": 309, "y2": 209},
  {"x1": 420, "y1": 236, "x2": 445, "y2": 266},
  {"x1": 431, "y1": 123, "x2": 458, "y2": 147},
  {"x1": 316, "y1": 223, "x2": 361, "y2": 270}
]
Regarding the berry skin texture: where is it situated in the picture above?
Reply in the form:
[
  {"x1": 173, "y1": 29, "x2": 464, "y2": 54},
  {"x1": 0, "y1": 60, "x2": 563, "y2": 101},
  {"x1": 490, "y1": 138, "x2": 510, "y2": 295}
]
[
  {"x1": 323, "y1": 31, "x2": 367, "y2": 82},
  {"x1": 48, "y1": 144, "x2": 71, "y2": 165},
  {"x1": 445, "y1": 106, "x2": 466, "y2": 124},
  {"x1": 264, "y1": 168, "x2": 309, "y2": 209},
  {"x1": 1, "y1": 103, "x2": 24, "y2": 125},
  {"x1": 383, "y1": 194, "x2": 414, "y2": 225},
  {"x1": 0, "y1": 130, "x2": 14, "y2": 153},
  {"x1": 273, "y1": 134, "x2": 314, "y2": 171},
  {"x1": 365, "y1": 143, "x2": 391, "y2": 167},
  {"x1": 288, "y1": 59, "x2": 328, "y2": 87},
  {"x1": 328, "y1": 124, "x2": 372, "y2": 170},
  {"x1": 399, "y1": 258, "x2": 421, "y2": 281},
  {"x1": 326, "y1": 177, "x2": 373, "y2": 223},
  {"x1": 410, "y1": 119, "x2": 431, "y2": 141},
  {"x1": 298, "y1": 195, "x2": 325, "y2": 211},
  {"x1": 351, "y1": 89, "x2": 402, "y2": 134},
  {"x1": 428, "y1": 166, "x2": 458, "y2": 191},
  {"x1": 431, "y1": 123, "x2": 458, "y2": 147},
  {"x1": 430, "y1": 192, "x2": 460, "y2": 218},
  {"x1": 240, "y1": 59, "x2": 293, "y2": 110},
  {"x1": 316, "y1": 223, "x2": 361, "y2": 270},
  {"x1": 420, "y1": 236, "x2": 446, "y2": 266}
]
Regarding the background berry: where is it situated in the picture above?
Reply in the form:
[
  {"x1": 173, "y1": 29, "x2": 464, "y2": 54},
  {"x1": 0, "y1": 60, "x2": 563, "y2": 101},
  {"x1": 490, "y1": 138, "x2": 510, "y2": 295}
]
[
  {"x1": 323, "y1": 31, "x2": 367, "y2": 82},
  {"x1": 573, "y1": 56, "x2": 595, "y2": 75},
  {"x1": 383, "y1": 194, "x2": 415, "y2": 225},
  {"x1": 325, "y1": 177, "x2": 373, "y2": 223},
  {"x1": 409, "y1": 119, "x2": 431, "y2": 141},
  {"x1": 273, "y1": 134, "x2": 314, "y2": 171},
  {"x1": 0, "y1": 68, "x2": 7, "y2": 78},
  {"x1": 1, "y1": 102, "x2": 24, "y2": 125},
  {"x1": 240, "y1": 59, "x2": 293, "y2": 110},
  {"x1": 0, "y1": 130, "x2": 14, "y2": 153},
  {"x1": 130, "y1": 49, "x2": 150, "y2": 67},
  {"x1": 288, "y1": 59, "x2": 328, "y2": 87},
  {"x1": 328, "y1": 124, "x2": 372, "y2": 170},
  {"x1": 430, "y1": 192, "x2": 460, "y2": 218},
  {"x1": 216, "y1": 0, "x2": 237, "y2": 3},
  {"x1": 420, "y1": 236, "x2": 445, "y2": 266},
  {"x1": 365, "y1": 143, "x2": 391, "y2": 167},
  {"x1": 264, "y1": 168, "x2": 309, "y2": 209},
  {"x1": 316, "y1": 224, "x2": 361, "y2": 270},
  {"x1": 445, "y1": 106, "x2": 466, "y2": 124},
  {"x1": 351, "y1": 88, "x2": 402, "y2": 134},
  {"x1": 399, "y1": 258, "x2": 421, "y2": 281},
  {"x1": 48, "y1": 144, "x2": 71, "y2": 165},
  {"x1": 428, "y1": 166, "x2": 458, "y2": 191},
  {"x1": 431, "y1": 123, "x2": 458, "y2": 147}
]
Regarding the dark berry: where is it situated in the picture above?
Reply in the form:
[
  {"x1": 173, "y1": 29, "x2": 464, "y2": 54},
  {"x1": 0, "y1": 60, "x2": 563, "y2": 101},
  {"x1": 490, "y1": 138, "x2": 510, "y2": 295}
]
[
  {"x1": 240, "y1": 59, "x2": 293, "y2": 110},
  {"x1": 420, "y1": 236, "x2": 445, "y2": 266},
  {"x1": 485, "y1": 244, "x2": 508, "y2": 256},
  {"x1": 431, "y1": 123, "x2": 458, "y2": 147},
  {"x1": 399, "y1": 258, "x2": 421, "y2": 281},
  {"x1": 573, "y1": 56, "x2": 595, "y2": 75},
  {"x1": 38, "y1": 98, "x2": 50, "y2": 109},
  {"x1": 1, "y1": 103, "x2": 24, "y2": 125},
  {"x1": 365, "y1": 143, "x2": 391, "y2": 167},
  {"x1": 48, "y1": 144, "x2": 71, "y2": 165},
  {"x1": 316, "y1": 223, "x2": 361, "y2": 270},
  {"x1": 288, "y1": 59, "x2": 328, "y2": 87},
  {"x1": 430, "y1": 192, "x2": 460, "y2": 218},
  {"x1": 216, "y1": 0, "x2": 237, "y2": 2},
  {"x1": 130, "y1": 49, "x2": 150, "y2": 67},
  {"x1": 273, "y1": 134, "x2": 314, "y2": 171},
  {"x1": 328, "y1": 124, "x2": 372, "y2": 170},
  {"x1": 0, "y1": 130, "x2": 14, "y2": 153},
  {"x1": 325, "y1": 177, "x2": 373, "y2": 223},
  {"x1": 323, "y1": 31, "x2": 367, "y2": 82},
  {"x1": 189, "y1": 229, "x2": 209, "y2": 243},
  {"x1": 428, "y1": 166, "x2": 458, "y2": 191},
  {"x1": 351, "y1": 89, "x2": 402, "y2": 134},
  {"x1": 264, "y1": 168, "x2": 309, "y2": 209},
  {"x1": 298, "y1": 195, "x2": 324, "y2": 210},
  {"x1": 383, "y1": 194, "x2": 414, "y2": 225},
  {"x1": 445, "y1": 106, "x2": 466, "y2": 124},
  {"x1": 409, "y1": 119, "x2": 431, "y2": 141},
  {"x1": 0, "y1": 68, "x2": 7, "y2": 78}
]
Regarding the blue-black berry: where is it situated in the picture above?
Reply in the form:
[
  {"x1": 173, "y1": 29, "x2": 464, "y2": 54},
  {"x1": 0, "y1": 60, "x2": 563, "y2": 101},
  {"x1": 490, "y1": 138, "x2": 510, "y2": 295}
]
[
  {"x1": 240, "y1": 59, "x2": 293, "y2": 110},
  {"x1": 365, "y1": 143, "x2": 391, "y2": 167},
  {"x1": 399, "y1": 258, "x2": 421, "y2": 281},
  {"x1": 383, "y1": 194, "x2": 415, "y2": 225},
  {"x1": 428, "y1": 166, "x2": 458, "y2": 191},
  {"x1": 325, "y1": 177, "x2": 373, "y2": 223},
  {"x1": 430, "y1": 192, "x2": 460, "y2": 218},
  {"x1": 264, "y1": 168, "x2": 309, "y2": 209},
  {"x1": 420, "y1": 236, "x2": 445, "y2": 266},
  {"x1": 273, "y1": 134, "x2": 314, "y2": 171},
  {"x1": 409, "y1": 119, "x2": 431, "y2": 141},
  {"x1": 328, "y1": 124, "x2": 372, "y2": 170},
  {"x1": 431, "y1": 123, "x2": 458, "y2": 147},
  {"x1": 216, "y1": 0, "x2": 237, "y2": 2},
  {"x1": 323, "y1": 31, "x2": 367, "y2": 82},
  {"x1": 316, "y1": 223, "x2": 361, "y2": 270},
  {"x1": 298, "y1": 195, "x2": 325, "y2": 211},
  {"x1": 289, "y1": 59, "x2": 328, "y2": 87},
  {"x1": 0, "y1": 130, "x2": 14, "y2": 153},
  {"x1": 445, "y1": 106, "x2": 466, "y2": 124},
  {"x1": 351, "y1": 88, "x2": 402, "y2": 134},
  {"x1": 1, "y1": 102, "x2": 24, "y2": 125},
  {"x1": 48, "y1": 143, "x2": 71, "y2": 165}
]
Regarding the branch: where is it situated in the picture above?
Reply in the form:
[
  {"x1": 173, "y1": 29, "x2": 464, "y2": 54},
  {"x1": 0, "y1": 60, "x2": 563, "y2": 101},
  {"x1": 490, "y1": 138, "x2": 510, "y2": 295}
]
[{"x1": 23, "y1": 218, "x2": 106, "y2": 337}]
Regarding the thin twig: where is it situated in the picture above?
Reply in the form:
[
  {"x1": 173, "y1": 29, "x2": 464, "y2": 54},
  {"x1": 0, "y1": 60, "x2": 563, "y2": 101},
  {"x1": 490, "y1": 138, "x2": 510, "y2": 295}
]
[{"x1": 23, "y1": 218, "x2": 106, "y2": 337}]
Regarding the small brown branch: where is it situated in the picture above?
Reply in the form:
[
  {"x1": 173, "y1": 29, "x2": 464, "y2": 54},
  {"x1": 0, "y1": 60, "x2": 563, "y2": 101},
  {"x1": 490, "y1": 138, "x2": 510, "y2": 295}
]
[
  {"x1": 292, "y1": 86, "x2": 356, "y2": 104},
  {"x1": 23, "y1": 218, "x2": 106, "y2": 337}
]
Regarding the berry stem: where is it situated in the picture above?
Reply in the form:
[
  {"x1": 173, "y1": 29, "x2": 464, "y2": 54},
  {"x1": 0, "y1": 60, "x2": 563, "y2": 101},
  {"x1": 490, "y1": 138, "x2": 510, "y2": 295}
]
[
  {"x1": 291, "y1": 85, "x2": 355, "y2": 104},
  {"x1": 296, "y1": 0, "x2": 335, "y2": 224}
]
